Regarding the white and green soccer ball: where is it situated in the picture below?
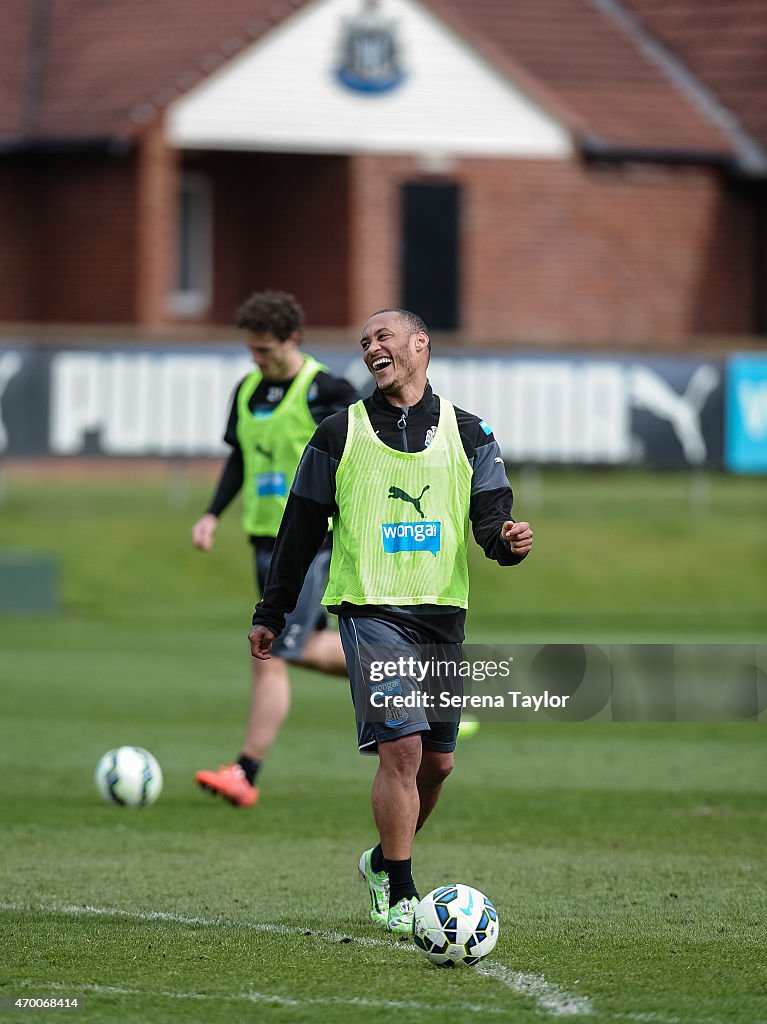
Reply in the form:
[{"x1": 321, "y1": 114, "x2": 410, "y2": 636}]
[
  {"x1": 94, "y1": 746, "x2": 163, "y2": 807},
  {"x1": 413, "y1": 884, "x2": 499, "y2": 966}
]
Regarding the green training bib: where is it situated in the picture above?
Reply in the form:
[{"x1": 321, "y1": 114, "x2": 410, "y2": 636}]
[
  {"x1": 324, "y1": 398, "x2": 472, "y2": 608},
  {"x1": 236, "y1": 356, "x2": 326, "y2": 537}
]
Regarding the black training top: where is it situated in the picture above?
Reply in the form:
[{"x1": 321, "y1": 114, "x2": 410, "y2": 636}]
[
  {"x1": 252, "y1": 382, "x2": 526, "y2": 643},
  {"x1": 206, "y1": 369, "x2": 358, "y2": 519}
]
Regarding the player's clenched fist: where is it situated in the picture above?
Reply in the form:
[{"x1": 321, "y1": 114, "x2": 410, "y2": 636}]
[
  {"x1": 249, "y1": 624, "x2": 276, "y2": 660},
  {"x1": 501, "y1": 520, "x2": 533, "y2": 556}
]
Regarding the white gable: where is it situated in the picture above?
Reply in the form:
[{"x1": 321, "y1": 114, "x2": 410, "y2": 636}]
[{"x1": 167, "y1": 0, "x2": 572, "y2": 157}]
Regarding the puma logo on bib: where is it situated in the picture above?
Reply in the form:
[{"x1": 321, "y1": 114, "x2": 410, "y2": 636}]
[{"x1": 388, "y1": 484, "x2": 430, "y2": 519}]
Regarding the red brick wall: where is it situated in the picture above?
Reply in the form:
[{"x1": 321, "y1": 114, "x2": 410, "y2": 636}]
[
  {"x1": 0, "y1": 147, "x2": 756, "y2": 344},
  {"x1": 0, "y1": 161, "x2": 38, "y2": 320},
  {"x1": 349, "y1": 154, "x2": 756, "y2": 345},
  {"x1": 42, "y1": 155, "x2": 137, "y2": 322},
  {"x1": 200, "y1": 151, "x2": 351, "y2": 328},
  {"x1": 0, "y1": 153, "x2": 137, "y2": 323},
  {"x1": 0, "y1": 149, "x2": 350, "y2": 330},
  {"x1": 349, "y1": 154, "x2": 402, "y2": 331},
  {"x1": 136, "y1": 120, "x2": 178, "y2": 329}
]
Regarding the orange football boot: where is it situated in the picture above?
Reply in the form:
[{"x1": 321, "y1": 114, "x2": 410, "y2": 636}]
[{"x1": 195, "y1": 764, "x2": 259, "y2": 807}]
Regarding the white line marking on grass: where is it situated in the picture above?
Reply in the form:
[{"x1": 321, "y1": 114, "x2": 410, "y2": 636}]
[
  {"x1": 615, "y1": 1015, "x2": 732, "y2": 1024},
  {"x1": 44, "y1": 902, "x2": 399, "y2": 951},
  {"x1": 476, "y1": 962, "x2": 593, "y2": 1017},
  {"x1": 3, "y1": 901, "x2": 591, "y2": 1018},
  {"x1": 617, "y1": 1015, "x2": 681, "y2": 1023},
  {"x1": 24, "y1": 980, "x2": 510, "y2": 1016}
]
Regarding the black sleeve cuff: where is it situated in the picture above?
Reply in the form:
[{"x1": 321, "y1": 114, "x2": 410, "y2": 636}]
[
  {"x1": 251, "y1": 603, "x2": 286, "y2": 638},
  {"x1": 470, "y1": 487, "x2": 527, "y2": 565}
]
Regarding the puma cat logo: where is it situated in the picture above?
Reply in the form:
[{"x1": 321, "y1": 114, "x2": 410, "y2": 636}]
[{"x1": 388, "y1": 484, "x2": 430, "y2": 519}]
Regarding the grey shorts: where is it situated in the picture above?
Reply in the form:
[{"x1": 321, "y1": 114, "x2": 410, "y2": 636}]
[
  {"x1": 338, "y1": 615, "x2": 461, "y2": 756},
  {"x1": 254, "y1": 540, "x2": 331, "y2": 660}
]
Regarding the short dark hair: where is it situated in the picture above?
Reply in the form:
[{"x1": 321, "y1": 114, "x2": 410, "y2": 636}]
[
  {"x1": 369, "y1": 308, "x2": 431, "y2": 350},
  {"x1": 235, "y1": 290, "x2": 305, "y2": 341}
]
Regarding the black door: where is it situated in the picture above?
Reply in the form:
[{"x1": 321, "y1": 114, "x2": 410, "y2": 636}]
[{"x1": 401, "y1": 182, "x2": 460, "y2": 330}]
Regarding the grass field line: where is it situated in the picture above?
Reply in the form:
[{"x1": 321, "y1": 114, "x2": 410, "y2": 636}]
[
  {"x1": 475, "y1": 962, "x2": 592, "y2": 1017},
  {"x1": 2, "y1": 900, "x2": 592, "y2": 1018},
  {"x1": 20, "y1": 979, "x2": 512, "y2": 1016},
  {"x1": 3, "y1": 903, "x2": 750, "y2": 1024}
]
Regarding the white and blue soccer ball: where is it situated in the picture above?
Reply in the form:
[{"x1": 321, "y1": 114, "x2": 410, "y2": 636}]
[
  {"x1": 94, "y1": 746, "x2": 163, "y2": 807},
  {"x1": 413, "y1": 884, "x2": 499, "y2": 966}
]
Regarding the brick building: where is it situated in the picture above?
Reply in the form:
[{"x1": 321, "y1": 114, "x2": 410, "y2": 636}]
[{"x1": 0, "y1": 0, "x2": 765, "y2": 346}]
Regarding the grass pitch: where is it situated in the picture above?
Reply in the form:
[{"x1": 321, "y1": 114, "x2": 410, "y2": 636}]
[{"x1": 0, "y1": 469, "x2": 765, "y2": 1023}]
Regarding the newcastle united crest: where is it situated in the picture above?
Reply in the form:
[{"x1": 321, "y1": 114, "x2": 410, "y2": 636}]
[{"x1": 335, "y1": 0, "x2": 406, "y2": 95}]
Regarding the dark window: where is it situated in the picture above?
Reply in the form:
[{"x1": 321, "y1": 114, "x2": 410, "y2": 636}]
[{"x1": 401, "y1": 182, "x2": 460, "y2": 329}]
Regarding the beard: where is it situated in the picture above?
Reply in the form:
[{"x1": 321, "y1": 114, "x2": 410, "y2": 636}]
[{"x1": 372, "y1": 347, "x2": 418, "y2": 394}]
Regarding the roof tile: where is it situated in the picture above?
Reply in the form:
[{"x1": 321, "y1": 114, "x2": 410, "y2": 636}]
[
  {"x1": 432, "y1": 0, "x2": 733, "y2": 152},
  {"x1": 622, "y1": 0, "x2": 767, "y2": 148},
  {"x1": 0, "y1": 0, "x2": 753, "y2": 158}
]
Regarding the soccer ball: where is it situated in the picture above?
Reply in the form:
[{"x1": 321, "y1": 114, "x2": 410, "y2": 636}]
[
  {"x1": 413, "y1": 884, "x2": 499, "y2": 966},
  {"x1": 94, "y1": 746, "x2": 163, "y2": 807},
  {"x1": 457, "y1": 715, "x2": 480, "y2": 739}
]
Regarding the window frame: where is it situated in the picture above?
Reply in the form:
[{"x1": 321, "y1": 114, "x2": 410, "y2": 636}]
[{"x1": 169, "y1": 171, "x2": 213, "y2": 318}]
